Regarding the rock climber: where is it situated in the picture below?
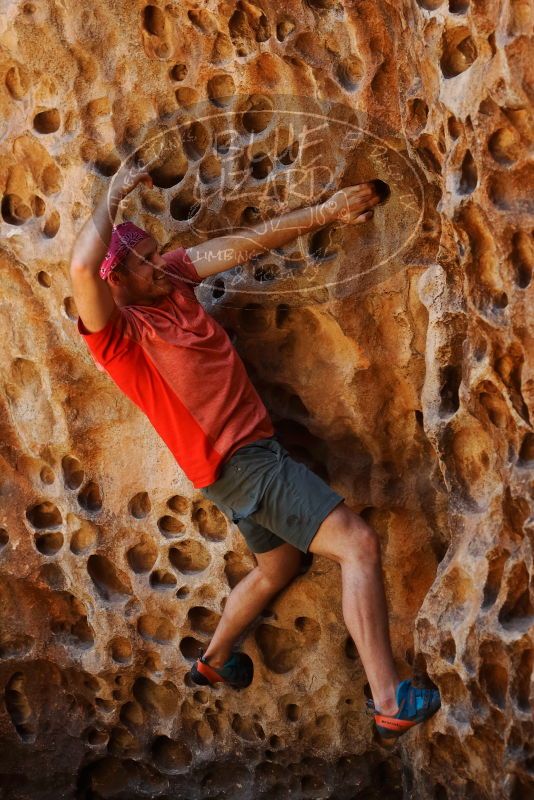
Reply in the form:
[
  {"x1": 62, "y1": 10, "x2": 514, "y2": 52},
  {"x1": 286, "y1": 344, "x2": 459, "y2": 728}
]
[{"x1": 70, "y1": 161, "x2": 440, "y2": 743}]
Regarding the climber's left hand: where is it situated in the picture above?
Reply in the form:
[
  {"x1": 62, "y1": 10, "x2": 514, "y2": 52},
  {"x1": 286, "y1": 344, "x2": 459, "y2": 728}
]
[{"x1": 323, "y1": 182, "x2": 381, "y2": 224}]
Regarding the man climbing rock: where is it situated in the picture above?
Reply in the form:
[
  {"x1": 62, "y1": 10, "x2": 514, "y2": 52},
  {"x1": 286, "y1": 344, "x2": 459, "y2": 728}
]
[{"x1": 70, "y1": 162, "x2": 440, "y2": 743}]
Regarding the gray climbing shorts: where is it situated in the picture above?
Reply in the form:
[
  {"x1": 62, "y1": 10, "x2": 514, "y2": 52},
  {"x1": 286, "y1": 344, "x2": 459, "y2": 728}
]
[{"x1": 199, "y1": 436, "x2": 344, "y2": 554}]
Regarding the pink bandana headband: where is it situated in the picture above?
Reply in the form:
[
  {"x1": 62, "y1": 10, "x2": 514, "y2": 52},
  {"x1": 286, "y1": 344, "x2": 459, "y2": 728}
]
[{"x1": 99, "y1": 222, "x2": 151, "y2": 280}]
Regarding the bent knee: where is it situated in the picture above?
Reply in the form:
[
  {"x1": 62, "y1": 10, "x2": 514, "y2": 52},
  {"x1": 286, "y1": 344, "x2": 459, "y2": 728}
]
[
  {"x1": 310, "y1": 503, "x2": 380, "y2": 564},
  {"x1": 345, "y1": 518, "x2": 381, "y2": 563}
]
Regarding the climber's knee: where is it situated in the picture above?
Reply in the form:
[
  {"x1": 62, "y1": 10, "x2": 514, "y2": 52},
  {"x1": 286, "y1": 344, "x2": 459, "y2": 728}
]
[{"x1": 308, "y1": 501, "x2": 380, "y2": 565}]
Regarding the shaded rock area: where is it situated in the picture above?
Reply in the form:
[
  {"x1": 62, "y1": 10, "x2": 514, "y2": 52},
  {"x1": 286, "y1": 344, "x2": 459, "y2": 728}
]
[{"x1": 0, "y1": 1, "x2": 532, "y2": 799}]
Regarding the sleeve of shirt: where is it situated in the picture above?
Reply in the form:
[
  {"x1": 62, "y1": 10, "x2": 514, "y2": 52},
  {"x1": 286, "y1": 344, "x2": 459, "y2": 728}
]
[
  {"x1": 162, "y1": 247, "x2": 203, "y2": 290},
  {"x1": 77, "y1": 305, "x2": 133, "y2": 370}
]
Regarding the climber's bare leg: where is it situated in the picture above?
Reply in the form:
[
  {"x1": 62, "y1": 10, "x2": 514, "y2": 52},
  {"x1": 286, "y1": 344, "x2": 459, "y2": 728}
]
[
  {"x1": 308, "y1": 501, "x2": 400, "y2": 715},
  {"x1": 202, "y1": 542, "x2": 302, "y2": 668}
]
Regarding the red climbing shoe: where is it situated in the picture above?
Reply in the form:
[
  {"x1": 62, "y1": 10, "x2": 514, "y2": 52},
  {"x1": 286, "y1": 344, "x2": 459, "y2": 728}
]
[{"x1": 190, "y1": 649, "x2": 254, "y2": 689}]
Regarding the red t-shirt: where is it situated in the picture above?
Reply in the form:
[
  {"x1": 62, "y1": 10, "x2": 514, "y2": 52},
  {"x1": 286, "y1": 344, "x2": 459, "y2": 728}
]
[{"x1": 77, "y1": 247, "x2": 274, "y2": 488}]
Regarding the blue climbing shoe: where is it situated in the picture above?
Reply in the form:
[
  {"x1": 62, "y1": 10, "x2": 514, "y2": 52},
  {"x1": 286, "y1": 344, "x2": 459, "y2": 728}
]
[
  {"x1": 190, "y1": 649, "x2": 254, "y2": 689},
  {"x1": 366, "y1": 679, "x2": 441, "y2": 742}
]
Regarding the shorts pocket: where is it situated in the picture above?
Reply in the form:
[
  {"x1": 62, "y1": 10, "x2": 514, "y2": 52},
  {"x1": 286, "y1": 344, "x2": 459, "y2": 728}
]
[{"x1": 216, "y1": 448, "x2": 282, "y2": 525}]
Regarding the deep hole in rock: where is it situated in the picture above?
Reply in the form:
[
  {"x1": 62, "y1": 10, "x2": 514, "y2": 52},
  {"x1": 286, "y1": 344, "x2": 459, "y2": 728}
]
[
  {"x1": 181, "y1": 121, "x2": 210, "y2": 160},
  {"x1": 518, "y1": 433, "x2": 534, "y2": 465},
  {"x1": 212, "y1": 278, "x2": 225, "y2": 299},
  {"x1": 488, "y1": 127, "x2": 521, "y2": 165},
  {"x1": 250, "y1": 152, "x2": 273, "y2": 180},
  {"x1": 70, "y1": 521, "x2": 98, "y2": 555},
  {"x1": 137, "y1": 615, "x2": 176, "y2": 643},
  {"x1": 170, "y1": 63, "x2": 187, "y2": 81},
  {"x1": 26, "y1": 501, "x2": 62, "y2": 529},
  {"x1": 370, "y1": 179, "x2": 391, "y2": 204},
  {"x1": 488, "y1": 166, "x2": 534, "y2": 214},
  {"x1": 33, "y1": 108, "x2": 60, "y2": 134},
  {"x1": 241, "y1": 205, "x2": 262, "y2": 225},
  {"x1": 192, "y1": 503, "x2": 227, "y2": 541},
  {"x1": 253, "y1": 263, "x2": 279, "y2": 282},
  {"x1": 143, "y1": 5, "x2": 166, "y2": 36},
  {"x1": 175, "y1": 86, "x2": 199, "y2": 108},
  {"x1": 417, "y1": 0, "x2": 444, "y2": 9},
  {"x1": 440, "y1": 637, "x2": 456, "y2": 663},
  {"x1": 277, "y1": 17, "x2": 295, "y2": 41},
  {"x1": 511, "y1": 648, "x2": 533, "y2": 711},
  {"x1": 87, "y1": 554, "x2": 132, "y2": 602},
  {"x1": 63, "y1": 296, "x2": 78, "y2": 320},
  {"x1": 241, "y1": 95, "x2": 274, "y2": 133},
  {"x1": 127, "y1": 536, "x2": 158, "y2": 573},
  {"x1": 170, "y1": 194, "x2": 201, "y2": 221},
  {"x1": 4, "y1": 672, "x2": 35, "y2": 742},
  {"x1": 458, "y1": 150, "x2": 478, "y2": 194},
  {"x1": 35, "y1": 531, "x2": 63, "y2": 555},
  {"x1": 166, "y1": 495, "x2": 189, "y2": 514},
  {"x1": 510, "y1": 231, "x2": 533, "y2": 289},
  {"x1": 407, "y1": 98, "x2": 429, "y2": 132},
  {"x1": 479, "y1": 642, "x2": 508, "y2": 709},
  {"x1": 180, "y1": 635, "x2": 205, "y2": 660},
  {"x1": 77, "y1": 481, "x2": 102, "y2": 513},
  {"x1": 110, "y1": 637, "x2": 132, "y2": 663},
  {"x1": 439, "y1": 364, "x2": 461, "y2": 415},
  {"x1": 498, "y1": 562, "x2": 534, "y2": 629},
  {"x1": 157, "y1": 515, "x2": 185, "y2": 538},
  {"x1": 169, "y1": 539, "x2": 211, "y2": 573},
  {"x1": 199, "y1": 154, "x2": 222, "y2": 184},
  {"x1": 37, "y1": 270, "x2": 51, "y2": 287},
  {"x1": 149, "y1": 153, "x2": 187, "y2": 189},
  {"x1": 2, "y1": 194, "x2": 32, "y2": 225},
  {"x1": 345, "y1": 636, "x2": 358, "y2": 660},
  {"x1": 482, "y1": 549, "x2": 509, "y2": 608},
  {"x1": 306, "y1": 0, "x2": 337, "y2": 10},
  {"x1": 279, "y1": 141, "x2": 299, "y2": 165},
  {"x1": 207, "y1": 74, "x2": 235, "y2": 107},
  {"x1": 440, "y1": 29, "x2": 477, "y2": 78},
  {"x1": 336, "y1": 56, "x2": 364, "y2": 91},
  {"x1": 187, "y1": 8, "x2": 218, "y2": 35},
  {"x1": 128, "y1": 492, "x2": 151, "y2": 519},
  {"x1": 449, "y1": 0, "x2": 469, "y2": 12},
  {"x1": 61, "y1": 455, "x2": 84, "y2": 490},
  {"x1": 286, "y1": 702, "x2": 300, "y2": 721}
]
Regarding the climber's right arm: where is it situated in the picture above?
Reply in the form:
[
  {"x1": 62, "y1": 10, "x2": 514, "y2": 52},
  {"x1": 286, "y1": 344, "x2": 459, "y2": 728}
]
[{"x1": 69, "y1": 167, "x2": 152, "y2": 333}]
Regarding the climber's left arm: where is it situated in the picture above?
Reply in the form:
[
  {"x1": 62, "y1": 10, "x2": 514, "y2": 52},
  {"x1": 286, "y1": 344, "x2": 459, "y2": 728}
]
[{"x1": 186, "y1": 182, "x2": 381, "y2": 279}]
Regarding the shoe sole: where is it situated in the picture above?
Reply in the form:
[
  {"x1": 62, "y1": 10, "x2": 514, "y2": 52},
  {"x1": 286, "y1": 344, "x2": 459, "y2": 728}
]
[
  {"x1": 190, "y1": 657, "x2": 254, "y2": 690},
  {"x1": 374, "y1": 705, "x2": 440, "y2": 741}
]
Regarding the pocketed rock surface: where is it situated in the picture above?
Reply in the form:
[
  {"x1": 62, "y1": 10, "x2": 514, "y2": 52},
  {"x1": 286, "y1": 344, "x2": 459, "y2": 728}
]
[{"x1": 0, "y1": 1, "x2": 532, "y2": 799}]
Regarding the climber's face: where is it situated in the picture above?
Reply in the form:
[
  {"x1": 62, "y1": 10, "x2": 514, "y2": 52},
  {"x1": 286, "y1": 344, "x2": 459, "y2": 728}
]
[{"x1": 107, "y1": 237, "x2": 173, "y2": 304}]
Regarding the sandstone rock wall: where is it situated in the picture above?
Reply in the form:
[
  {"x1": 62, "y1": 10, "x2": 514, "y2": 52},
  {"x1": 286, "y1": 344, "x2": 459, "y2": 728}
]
[{"x1": 0, "y1": 1, "x2": 532, "y2": 798}]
